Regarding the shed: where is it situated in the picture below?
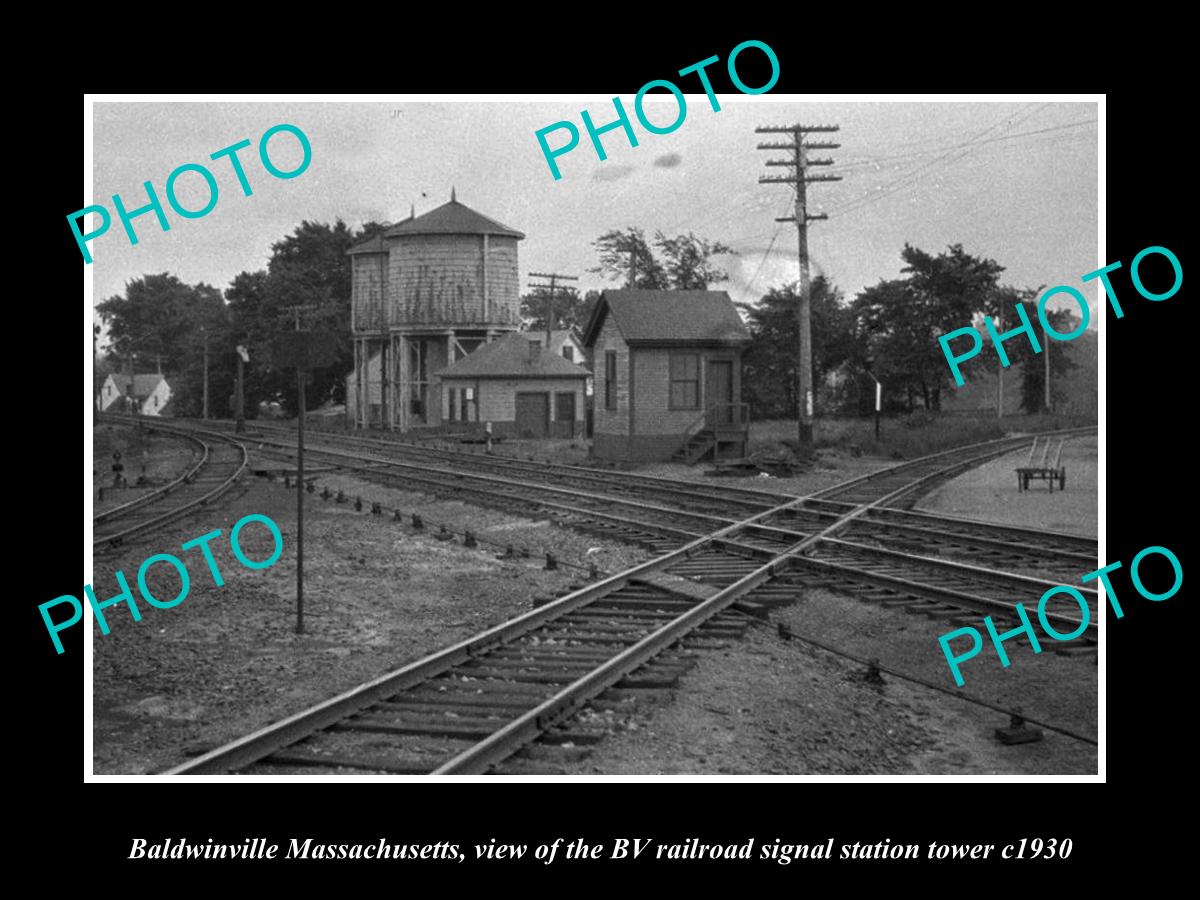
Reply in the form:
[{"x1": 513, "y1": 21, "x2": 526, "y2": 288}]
[
  {"x1": 581, "y1": 290, "x2": 751, "y2": 462},
  {"x1": 435, "y1": 332, "x2": 589, "y2": 439}
]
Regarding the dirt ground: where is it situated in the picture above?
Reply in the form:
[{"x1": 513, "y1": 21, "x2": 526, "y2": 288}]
[
  {"x1": 557, "y1": 588, "x2": 1096, "y2": 775},
  {"x1": 91, "y1": 468, "x2": 643, "y2": 774},
  {"x1": 91, "y1": 433, "x2": 1099, "y2": 776},
  {"x1": 554, "y1": 438, "x2": 1099, "y2": 776},
  {"x1": 917, "y1": 436, "x2": 1098, "y2": 537},
  {"x1": 92, "y1": 425, "x2": 199, "y2": 515}
]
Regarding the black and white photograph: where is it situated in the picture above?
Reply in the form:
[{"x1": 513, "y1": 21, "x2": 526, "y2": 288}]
[{"x1": 78, "y1": 94, "x2": 1107, "y2": 780}]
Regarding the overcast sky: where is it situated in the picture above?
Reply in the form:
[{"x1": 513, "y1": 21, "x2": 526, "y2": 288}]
[{"x1": 90, "y1": 98, "x2": 1098, "y2": 342}]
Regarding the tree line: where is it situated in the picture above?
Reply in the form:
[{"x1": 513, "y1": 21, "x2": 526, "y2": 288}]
[{"x1": 95, "y1": 219, "x2": 1074, "y2": 420}]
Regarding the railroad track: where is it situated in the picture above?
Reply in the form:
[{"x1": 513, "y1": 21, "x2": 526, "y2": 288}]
[
  {"x1": 232, "y1": 420, "x2": 1097, "y2": 579},
  {"x1": 165, "y1": 425, "x2": 1097, "y2": 775},
  {"x1": 93, "y1": 415, "x2": 249, "y2": 550}
]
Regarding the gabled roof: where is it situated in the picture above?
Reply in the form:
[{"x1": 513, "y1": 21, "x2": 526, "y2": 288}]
[
  {"x1": 519, "y1": 329, "x2": 581, "y2": 355},
  {"x1": 108, "y1": 373, "x2": 167, "y2": 400},
  {"x1": 436, "y1": 333, "x2": 588, "y2": 380},
  {"x1": 384, "y1": 197, "x2": 524, "y2": 240},
  {"x1": 582, "y1": 290, "x2": 751, "y2": 347}
]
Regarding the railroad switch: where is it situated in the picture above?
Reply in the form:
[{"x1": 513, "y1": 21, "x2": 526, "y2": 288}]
[
  {"x1": 995, "y1": 712, "x2": 1043, "y2": 745},
  {"x1": 463, "y1": 531, "x2": 478, "y2": 548},
  {"x1": 354, "y1": 496, "x2": 363, "y2": 511},
  {"x1": 435, "y1": 524, "x2": 453, "y2": 541},
  {"x1": 777, "y1": 623, "x2": 793, "y2": 641},
  {"x1": 336, "y1": 490, "x2": 346, "y2": 503},
  {"x1": 321, "y1": 486, "x2": 331, "y2": 500},
  {"x1": 545, "y1": 552, "x2": 558, "y2": 571},
  {"x1": 283, "y1": 475, "x2": 292, "y2": 488},
  {"x1": 411, "y1": 514, "x2": 424, "y2": 530},
  {"x1": 371, "y1": 502, "x2": 382, "y2": 515},
  {"x1": 393, "y1": 508, "x2": 404, "y2": 522},
  {"x1": 500, "y1": 544, "x2": 516, "y2": 560},
  {"x1": 306, "y1": 480, "x2": 315, "y2": 493},
  {"x1": 589, "y1": 563, "x2": 601, "y2": 581}
]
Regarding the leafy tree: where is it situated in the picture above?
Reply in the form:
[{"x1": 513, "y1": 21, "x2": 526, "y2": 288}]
[
  {"x1": 851, "y1": 243, "x2": 1006, "y2": 410},
  {"x1": 976, "y1": 287, "x2": 1079, "y2": 412},
  {"x1": 655, "y1": 232, "x2": 736, "y2": 289},
  {"x1": 224, "y1": 270, "x2": 271, "y2": 416},
  {"x1": 738, "y1": 276, "x2": 854, "y2": 418},
  {"x1": 520, "y1": 288, "x2": 599, "y2": 334},
  {"x1": 246, "y1": 219, "x2": 361, "y2": 414},
  {"x1": 96, "y1": 273, "x2": 228, "y2": 415},
  {"x1": 588, "y1": 228, "x2": 735, "y2": 290},
  {"x1": 590, "y1": 227, "x2": 668, "y2": 289}
]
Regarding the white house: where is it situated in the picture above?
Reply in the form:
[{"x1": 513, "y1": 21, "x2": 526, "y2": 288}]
[
  {"x1": 520, "y1": 329, "x2": 588, "y2": 368},
  {"x1": 100, "y1": 373, "x2": 172, "y2": 416}
]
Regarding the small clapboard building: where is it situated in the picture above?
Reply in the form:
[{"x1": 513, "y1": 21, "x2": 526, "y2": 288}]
[
  {"x1": 582, "y1": 290, "x2": 751, "y2": 462},
  {"x1": 435, "y1": 332, "x2": 589, "y2": 438}
]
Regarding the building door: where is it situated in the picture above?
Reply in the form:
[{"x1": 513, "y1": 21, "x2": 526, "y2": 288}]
[
  {"x1": 515, "y1": 392, "x2": 550, "y2": 438},
  {"x1": 706, "y1": 360, "x2": 733, "y2": 426},
  {"x1": 554, "y1": 392, "x2": 575, "y2": 438}
]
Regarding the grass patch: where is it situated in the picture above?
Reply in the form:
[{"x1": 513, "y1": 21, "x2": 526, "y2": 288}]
[{"x1": 752, "y1": 412, "x2": 1097, "y2": 460}]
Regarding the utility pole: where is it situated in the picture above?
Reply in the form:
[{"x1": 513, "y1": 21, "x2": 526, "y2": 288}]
[
  {"x1": 201, "y1": 326, "x2": 210, "y2": 419},
  {"x1": 757, "y1": 123, "x2": 841, "y2": 451},
  {"x1": 93, "y1": 323, "x2": 100, "y2": 412},
  {"x1": 528, "y1": 272, "x2": 579, "y2": 347}
]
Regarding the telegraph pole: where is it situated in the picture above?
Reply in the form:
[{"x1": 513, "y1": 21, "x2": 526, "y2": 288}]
[
  {"x1": 528, "y1": 272, "x2": 579, "y2": 346},
  {"x1": 757, "y1": 123, "x2": 841, "y2": 450}
]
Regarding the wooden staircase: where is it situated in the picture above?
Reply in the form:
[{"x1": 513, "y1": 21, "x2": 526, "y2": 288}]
[{"x1": 671, "y1": 430, "x2": 717, "y2": 465}]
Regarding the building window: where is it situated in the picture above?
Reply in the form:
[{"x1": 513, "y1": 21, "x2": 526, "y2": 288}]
[
  {"x1": 448, "y1": 388, "x2": 457, "y2": 423},
  {"x1": 669, "y1": 354, "x2": 700, "y2": 409},
  {"x1": 604, "y1": 350, "x2": 617, "y2": 410},
  {"x1": 562, "y1": 345, "x2": 574, "y2": 362}
]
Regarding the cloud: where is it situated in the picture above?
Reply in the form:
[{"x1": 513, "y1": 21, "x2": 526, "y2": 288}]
[
  {"x1": 653, "y1": 152, "x2": 683, "y2": 169},
  {"x1": 591, "y1": 165, "x2": 635, "y2": 182}
]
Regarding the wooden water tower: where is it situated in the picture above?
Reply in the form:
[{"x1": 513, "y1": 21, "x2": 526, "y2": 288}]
[{"x1": 348, "y1": 188, "x2": 525, "y2": 429}]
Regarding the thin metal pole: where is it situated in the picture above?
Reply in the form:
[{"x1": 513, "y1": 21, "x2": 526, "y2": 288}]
[
  {"x1": 1044, "y1": 326, "x2": 1052, "y2": 413},
  {"x1": 297, "y1": 363, "x2": 305, "y2": 635}
]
